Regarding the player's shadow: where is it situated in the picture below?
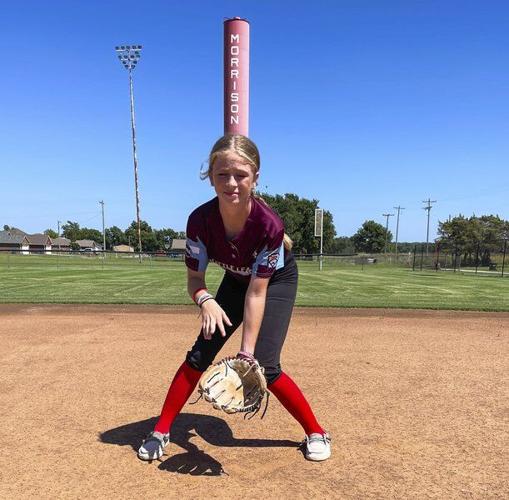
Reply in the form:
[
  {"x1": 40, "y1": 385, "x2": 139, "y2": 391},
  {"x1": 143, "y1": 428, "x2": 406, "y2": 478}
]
[{"x1": 99, "y1": 412, "x2": 299, "y2": 476}]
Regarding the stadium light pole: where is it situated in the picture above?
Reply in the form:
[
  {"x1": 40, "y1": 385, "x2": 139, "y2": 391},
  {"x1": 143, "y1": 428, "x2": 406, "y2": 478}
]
[
  {"x1": 382, "y1": 213, "x2": 395, "y2": 254},
  {"x1": 115, "y1": 44, "x2": 143, "y2": 262},
  {"x1": 422, "y1": 198, "x2": 437, "y2": 256}
]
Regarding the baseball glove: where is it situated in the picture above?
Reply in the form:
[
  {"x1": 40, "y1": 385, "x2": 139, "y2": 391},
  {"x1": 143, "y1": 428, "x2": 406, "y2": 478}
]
[{"x1": 197, "y1": 356, "x2": 268, "y2": 417}]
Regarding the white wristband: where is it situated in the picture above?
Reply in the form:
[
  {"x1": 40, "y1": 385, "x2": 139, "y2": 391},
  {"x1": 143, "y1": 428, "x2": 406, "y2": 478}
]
[{"x1": 196, "y1": 292, "x2": 214, "y2": 307}]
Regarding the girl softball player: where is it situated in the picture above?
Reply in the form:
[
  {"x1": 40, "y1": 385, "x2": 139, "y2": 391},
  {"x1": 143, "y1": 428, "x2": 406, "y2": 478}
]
[{"x1": 138, "y1": 134, "x2": 331, "y2": 462}]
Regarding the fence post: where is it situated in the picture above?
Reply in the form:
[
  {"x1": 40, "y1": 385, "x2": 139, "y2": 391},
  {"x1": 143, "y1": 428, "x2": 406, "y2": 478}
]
[
  {"x1": 475, "y1": 242, "x2": 480, "y2": 275},
  {"x1": 412, "y1": 245, "x2": 417, "y2": 271},
  {"x1": 435, "y1": 242, "x2": 440, "y2": 271},
  {"x1": 502, "y1": 239, "x2": 507, "y2": 278},
  {"x1": 420, "y1": 246, "x2": 424, "y2": 271}
]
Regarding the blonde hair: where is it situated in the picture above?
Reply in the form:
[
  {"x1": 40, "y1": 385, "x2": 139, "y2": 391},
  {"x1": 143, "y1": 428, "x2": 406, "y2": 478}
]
[
  {"x1": 202, "y1": 134, "x2": 293, "y2": 251},
  {"x1": 201, "y1": 134, "x2": 260, "y2": 180}
]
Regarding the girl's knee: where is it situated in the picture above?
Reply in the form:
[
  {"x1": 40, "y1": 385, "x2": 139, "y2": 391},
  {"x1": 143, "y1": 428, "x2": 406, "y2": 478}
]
[
  {"x1": 185, "y1": 351, "x2": 212, "y2": 372},
  {"x1": 263, "y1": 365, "x2": 282, "y2": 385}
]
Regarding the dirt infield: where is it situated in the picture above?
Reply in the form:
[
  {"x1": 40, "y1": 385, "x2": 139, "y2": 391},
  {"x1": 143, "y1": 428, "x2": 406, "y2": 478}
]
[{"x1": 0, "y1": 305, "x2": 507, "y2": 499}]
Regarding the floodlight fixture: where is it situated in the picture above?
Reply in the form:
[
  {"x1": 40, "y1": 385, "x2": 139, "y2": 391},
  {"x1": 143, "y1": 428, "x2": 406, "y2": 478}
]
[{"x1": 115, "y1": 45, "x2": 142, "y2": 71}]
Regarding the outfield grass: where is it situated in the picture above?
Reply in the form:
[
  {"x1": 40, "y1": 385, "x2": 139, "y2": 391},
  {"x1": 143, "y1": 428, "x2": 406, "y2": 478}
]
[{"x1": 0, "y1": 253, "x2": 507, "y2": 311}]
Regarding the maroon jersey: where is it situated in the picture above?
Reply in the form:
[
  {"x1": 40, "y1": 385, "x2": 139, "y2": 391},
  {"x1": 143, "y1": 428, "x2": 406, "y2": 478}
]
[{"x1": 185, "y1": 196, "x2": 285, "y2": 282}]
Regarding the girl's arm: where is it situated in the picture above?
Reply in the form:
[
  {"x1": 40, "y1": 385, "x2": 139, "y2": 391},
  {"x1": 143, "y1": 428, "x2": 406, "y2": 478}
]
[
  {"x1": 187, "y1": 268, "x2": 207, "y2": 300},
  {"x1": 187, "y1": 268, "x2": 232, "y2": 339},
  {"x1": 240, "y1": 276, "x2": 270, "y2": 355}
]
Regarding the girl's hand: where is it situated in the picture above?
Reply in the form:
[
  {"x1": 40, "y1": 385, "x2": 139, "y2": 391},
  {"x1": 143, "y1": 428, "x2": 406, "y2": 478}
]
[
  {"x1": 236, "y1": 350, "x2": 256, "y2": 365},
  {"x1": 200, "y1": 299, "x2": 232, "y2": 340}
]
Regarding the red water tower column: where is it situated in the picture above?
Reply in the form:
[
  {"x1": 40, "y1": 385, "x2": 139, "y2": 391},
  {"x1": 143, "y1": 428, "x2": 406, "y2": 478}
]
[{"x1": 224, "y1": 17, "x2": 250, "y2": 137}]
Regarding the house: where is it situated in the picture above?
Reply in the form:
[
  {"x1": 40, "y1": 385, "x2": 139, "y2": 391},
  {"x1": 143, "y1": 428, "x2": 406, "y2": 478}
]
[
  {"x1": 112, "y1": 244, "x2": 134, "y2": 253},
  {"x1": 0, "y1": 231, "x2": 30, "y2": 254},
  {"x1": 7, "y1": 227, "x2": 27, "y2": 237},
  {"x1": 169, "y1": 238, "x2": 186, "y2": 258},
  {"x1": 51, "y1": 237, "x2": 71, "y2": 253},
  {"x1": 26, "y1": 234, "x2": 52, "y2": 254},
  {"x1": 75, "y1": 239, "x2": 103, "y2": 252},
  {"x1": 171, "y1": 239, "x2": 186, "y2": 252}
]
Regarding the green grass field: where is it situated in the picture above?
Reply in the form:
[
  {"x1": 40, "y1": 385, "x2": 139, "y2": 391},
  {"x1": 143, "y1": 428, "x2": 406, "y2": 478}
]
[{"x1": 0, "y1": 253, "x2": 507, "y2": 311}]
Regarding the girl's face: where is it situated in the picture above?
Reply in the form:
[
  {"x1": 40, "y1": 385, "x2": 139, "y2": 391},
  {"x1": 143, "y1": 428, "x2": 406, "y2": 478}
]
[{"x1": 211, "y1": 152, "x2": 258, "y2": 207}]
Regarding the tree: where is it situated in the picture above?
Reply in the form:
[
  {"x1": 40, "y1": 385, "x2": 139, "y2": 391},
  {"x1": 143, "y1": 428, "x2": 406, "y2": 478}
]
[
  {"x1": 105, "y1": 226, "x2": 126, "y2": 249},
  {"x1": 257, "y1": 193, "x2": 336, "y2": 253},
  {"x1": 3, "y1": 225, "x2": 10, "y2": 231},
  {"x1": 327, "y1": 236, "x2": 355, "y2": 254},
  {"x1": 352, "y1": 220, "x2": 391, "y2": 253},
  {"x1": 125, "y1": 220, "x2": 159, "y2": 252},
  {"x1": 61, "y1": 221, "x2": 81, "y2": 242},
  {"x1": 80, "y1": 228, "x2": 104, "y2": 244},
  {"x1": 44, "y1": 229, "x2": 58, "y2": 239},
  {"x1": 438, "y1": 214, "x2": 509, "y2": 265},
  {"x1": 61, "y1": 221, "x2": 104, "y2": 245},
  {"x1": 155, "y1": 228, "x2": 179, "y2": 251},
  {"x1": 393, "y1": 242, "x2": 427, "y2": 253}
]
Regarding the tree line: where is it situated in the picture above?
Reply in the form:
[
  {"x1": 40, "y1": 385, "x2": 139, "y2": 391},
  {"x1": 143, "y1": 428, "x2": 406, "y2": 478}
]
[
  {"x1": 5, "y1": 198, "x2": 507, "y2": 257},
  {"x1": 438, "y1": 214, "x2": 509, "y2": 265},
  {"x1": 54, "y1": 221, "x2": 185, "y2": 253}
]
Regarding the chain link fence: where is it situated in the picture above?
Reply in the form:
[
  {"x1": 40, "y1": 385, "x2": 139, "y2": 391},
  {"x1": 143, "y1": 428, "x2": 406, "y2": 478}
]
[
  {"x1": 411, "y1": 239, "x2": 508, "y2": 277},
  {"x1": 0, "y1": 248, "x2": 185, "y2": 271},
  {"x1": 2, "y1": 241, "x2": 508, "y2": 278},
  {"x1": 294, "y1": 239, "x2": 508, "y2": 278}
]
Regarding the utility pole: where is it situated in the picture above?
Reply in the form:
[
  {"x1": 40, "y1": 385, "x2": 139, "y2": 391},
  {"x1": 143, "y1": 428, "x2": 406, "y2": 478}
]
[
  {"x1": 393, "y1": 206, "x2": 405, "y2": 257},
  {"x1": 422, "y1": 198, "x2": 437, "y2": 255},
  {"x1": 57, "y1": 220, "x2": 61, "y2": 253},
  {"x1": 115, "y1": 44, "x2": 143, "y2": 262},
  {"x1": 382, "y1": 213, "x2": 395, "y2": 254},
  {"x1": 99, "y1": 200, "x2": 106, "y2": 256}
]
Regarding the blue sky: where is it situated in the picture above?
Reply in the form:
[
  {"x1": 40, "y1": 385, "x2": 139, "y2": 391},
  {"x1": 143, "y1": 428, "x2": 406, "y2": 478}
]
[{"x1": 2, "y1": 1, "x2": 508, "y2": 241}]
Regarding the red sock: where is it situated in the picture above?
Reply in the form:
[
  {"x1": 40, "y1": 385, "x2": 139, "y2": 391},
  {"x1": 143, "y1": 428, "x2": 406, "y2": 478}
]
[
  {"x1": 153, "y1": 361, "x2": 202, "y2": 434},
  {"x1": 268, "y1": 372, "x2": 325, "y2": 436}
]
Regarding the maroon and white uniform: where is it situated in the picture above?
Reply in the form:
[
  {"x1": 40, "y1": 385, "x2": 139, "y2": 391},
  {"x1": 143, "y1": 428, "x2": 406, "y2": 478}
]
[
  {"x1": 185, "y1": 196, "x2": 285, "y2": 283},
  {"x1": 184, "y1": 195, "x2": 297, "y2": 385}
]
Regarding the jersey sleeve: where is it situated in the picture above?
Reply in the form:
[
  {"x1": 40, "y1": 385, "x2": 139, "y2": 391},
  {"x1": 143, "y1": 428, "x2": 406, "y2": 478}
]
[
  {"x1": 251, "y1": 227, "x2": 285, "y2": 278},
  {"x1": 185, "y1": 210, "x2": 209, "y2": 272}
]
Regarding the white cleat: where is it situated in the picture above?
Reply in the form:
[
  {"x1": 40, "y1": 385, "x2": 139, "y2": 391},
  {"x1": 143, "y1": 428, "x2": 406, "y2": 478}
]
[
  {"x1": 304, "y1": 432, "x2": 331, "y2": 461},
  {"x1": 137, "y1": 431, "x2": 170, "y2": 461}
]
